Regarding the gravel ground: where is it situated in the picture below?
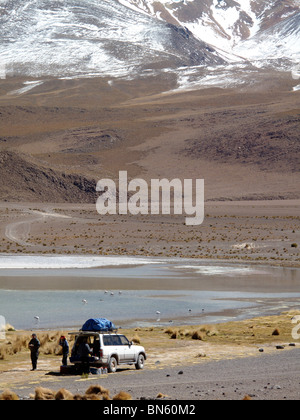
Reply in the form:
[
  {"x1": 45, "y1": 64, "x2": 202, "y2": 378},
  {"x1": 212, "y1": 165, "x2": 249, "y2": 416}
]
[{"x1": 13, "y1": 348, "x2": 300, "y2": 400}]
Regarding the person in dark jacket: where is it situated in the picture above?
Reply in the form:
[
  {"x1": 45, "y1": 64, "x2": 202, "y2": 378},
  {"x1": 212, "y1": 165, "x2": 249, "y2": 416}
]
[
  {"x1": 59, "y1": 336, "x2": 69, "y2": 367},
  {"x1": 28, "y1": 333, "x2": 40, "y2": 371},
  {"x1": 77, "y1": 338, "x2": 92, "y2": 374}
]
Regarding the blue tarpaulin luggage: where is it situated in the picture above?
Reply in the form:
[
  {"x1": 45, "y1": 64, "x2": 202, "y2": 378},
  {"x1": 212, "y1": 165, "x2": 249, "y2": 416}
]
[{"x1": 81, "y1": 318, "x2": 116, "y2": 332}]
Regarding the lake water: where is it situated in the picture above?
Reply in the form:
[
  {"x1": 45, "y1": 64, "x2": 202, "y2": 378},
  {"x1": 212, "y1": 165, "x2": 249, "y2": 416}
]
[{"x1": 0, "y1": 255, "x2": 299, "y2": 330}]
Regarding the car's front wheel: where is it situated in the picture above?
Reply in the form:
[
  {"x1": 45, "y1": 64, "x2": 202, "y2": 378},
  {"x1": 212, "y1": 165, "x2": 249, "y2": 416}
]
[
  {"x1": 108, "y1": 356, "x2": 118, "y2": 373},
  {"x1": 135, "y1": 353, "x2": 145, "y2": 370}
]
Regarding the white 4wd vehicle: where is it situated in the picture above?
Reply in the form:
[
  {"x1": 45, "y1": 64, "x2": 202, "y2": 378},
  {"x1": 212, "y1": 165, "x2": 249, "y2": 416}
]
[{"x1": 70, "y1": 331, "x2": 147, "y2": 373}]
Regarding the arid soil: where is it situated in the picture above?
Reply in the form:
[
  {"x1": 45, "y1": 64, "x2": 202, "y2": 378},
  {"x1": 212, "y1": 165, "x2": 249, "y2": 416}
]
[{"x1": 0, "y1": 200, "x2": 298, "y2": 266}]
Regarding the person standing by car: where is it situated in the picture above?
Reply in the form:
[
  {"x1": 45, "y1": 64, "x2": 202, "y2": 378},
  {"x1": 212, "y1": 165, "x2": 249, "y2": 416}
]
[
  {"x1": 28, "y1": 333, "x2": 40, "y2": 371},
  {"x1": 59, "y1": 336, "x2": 69, "y2": 367},
  {"x1": 77, "y1": 338, "x2": 93, "y2": 374}
]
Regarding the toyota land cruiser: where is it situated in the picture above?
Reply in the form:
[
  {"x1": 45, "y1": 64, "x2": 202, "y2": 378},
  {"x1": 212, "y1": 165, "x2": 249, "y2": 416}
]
[{"x1": 69, "y1": 331, "x2": 147, "y2": 373}]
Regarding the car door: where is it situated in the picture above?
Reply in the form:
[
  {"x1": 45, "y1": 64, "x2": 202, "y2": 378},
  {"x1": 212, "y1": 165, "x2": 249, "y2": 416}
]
[
  {"x1": 103, "y1": 335, "x2": 120, "y2": 362},
  {"x1": 119, "y1": 335, "x2": 135, "y2": 362}
]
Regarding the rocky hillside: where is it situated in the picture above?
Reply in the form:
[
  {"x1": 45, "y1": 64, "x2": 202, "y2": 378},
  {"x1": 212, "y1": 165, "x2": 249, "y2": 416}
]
[{"x1": 0, "y1": 152, "x2": 97, "y2": 203}]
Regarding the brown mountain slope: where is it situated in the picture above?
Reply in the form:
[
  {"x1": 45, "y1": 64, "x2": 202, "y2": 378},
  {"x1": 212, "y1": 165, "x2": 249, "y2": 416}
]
[
  {"x1": 0, "y1": 151, "x2": 96, "y2": 203},
  {"x1": 0, "y1": 75, "x2": 299, "y2": 203}
]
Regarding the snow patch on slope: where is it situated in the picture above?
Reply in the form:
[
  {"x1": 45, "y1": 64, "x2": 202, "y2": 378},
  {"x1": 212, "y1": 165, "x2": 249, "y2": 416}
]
[
  {"x1": 121, "y1": 0, "x2": 300, "y2": 66},
  {"x1": 0, "y1": 0, "x2": 225, "y2": 79}
]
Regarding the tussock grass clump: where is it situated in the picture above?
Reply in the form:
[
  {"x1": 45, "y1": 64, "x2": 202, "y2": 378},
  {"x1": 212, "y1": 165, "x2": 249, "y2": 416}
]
[
  {"x1": 39, "y1": 332, "x2": 66, "y2": 355},
  {"x1": 85, "y1": 394, "x2": 103, "y2": 400},
  {"x1": 113, "y1": 391, "x2": 132, "y2": 400},
  {"x1": 0, "y1": 334, "x2": 28, "y2": 359},
  {"x1": 31, "y1": 385, "x2": 113, "y2": 401},
  {"x1": 191, "y1": 330, "x2": 204, "y2": 341},
  {"x1": 0, "y1": 389, "x2": 19, "y2": 400},
  {"x1": 170, "y1": 330, "x2": 180, "y2": 339},
  {"x1": 164, "y1": 327, "x2": 175, "y2": 335},
  {"x1": 164, "y1": 328, "x2": 180, "y2": 339},
  {"x1": 34, "y1": 387, "x2": 56, "y2": 400},
  {"x1": 12, "y1": 335, "x2": 28, "y2": 353},
  {"x1": 132, "y1": 334, "x2": 141, "y2": 344},
  {"x1": 85, "y1": 385, "x2": 110, "y2": 400},
  {"x1": 73, "y1": 393, "x2": 102, "y2": 400},
  {"x1": 0, "y1": 349, "x2": 5, "y2": 360},
  {"x1": 165, "y1": 325, "x2": 218, "y2": 341},
  {"x1": 5, "y1": 324, "x2": 15, "y2": 332},
  {"x1": 55, "y1": 388, "x2": 74, "y2": 400}
]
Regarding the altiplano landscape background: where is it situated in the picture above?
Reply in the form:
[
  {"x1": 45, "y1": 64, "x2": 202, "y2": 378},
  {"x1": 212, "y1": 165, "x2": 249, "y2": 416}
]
[{"x1": 0, "y1": 0, "x2": 299, "y2": 401}]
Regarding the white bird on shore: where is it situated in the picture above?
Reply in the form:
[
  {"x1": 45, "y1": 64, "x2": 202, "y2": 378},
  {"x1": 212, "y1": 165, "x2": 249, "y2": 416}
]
[
  {"x1": 82, "y1": 299, "x2": 88, "y2": 305},
  {"x1": 110, "y1": 292, "x2": 114, "y2": 296},
  {"x1": 34, "y1": 316, "x2": 39, "y2": 320},
  {"x1": 156, "y1": 311, "x2": 161, "y2": 315}
]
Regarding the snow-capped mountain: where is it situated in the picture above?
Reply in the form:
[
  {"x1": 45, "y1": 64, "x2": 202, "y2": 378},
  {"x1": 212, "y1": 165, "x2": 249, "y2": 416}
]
[
  {"x1": 0, "y1": 0, "x2": 225, "y2": 79},
  {"x1": 119, "y1": 0, "x2": 300, "y2": 62},
  {"x1": 0, "y1": 0, "x2": 299, "y2": 90}
]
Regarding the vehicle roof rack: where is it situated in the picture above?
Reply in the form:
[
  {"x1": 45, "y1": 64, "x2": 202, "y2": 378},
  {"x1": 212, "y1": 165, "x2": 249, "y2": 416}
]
[{"x1": 68, "y1": 328, "x2": 119, "y2": 335}]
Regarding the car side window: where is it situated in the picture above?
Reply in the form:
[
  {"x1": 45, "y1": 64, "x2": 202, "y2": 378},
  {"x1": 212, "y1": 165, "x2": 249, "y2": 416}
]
[
  {"x1": 119, "y1": 335, "x2": 130, "y2": 346},
  {"x1": 112, "y1": 336, "x2": 122, "y2": 345},
  {"x1": 103, "y1": 335, "x2": 113, "y2": 346},
  {"x1": 103, "y1": 335, "x2": 122, "y2": 346}
]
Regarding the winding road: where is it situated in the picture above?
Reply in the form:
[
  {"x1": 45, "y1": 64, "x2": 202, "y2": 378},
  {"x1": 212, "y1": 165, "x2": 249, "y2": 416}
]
[{"x1": 5, "y1": 208, "x2": 71, "y2": 247}]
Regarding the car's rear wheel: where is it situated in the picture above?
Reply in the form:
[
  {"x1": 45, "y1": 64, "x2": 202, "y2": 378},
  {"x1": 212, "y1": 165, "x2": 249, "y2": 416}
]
[
  {"x1": 135, "y1": 354, "x2": 145, "y2": 370},
  {"x1": 108, "y1": 356, "x2": 118, "y2": 373}
]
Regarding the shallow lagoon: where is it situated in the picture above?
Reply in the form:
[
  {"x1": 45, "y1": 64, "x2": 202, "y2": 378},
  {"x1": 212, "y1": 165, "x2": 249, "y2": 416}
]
[{"x1": 0, "y1": 255, "x2": 299, "y2": 330}]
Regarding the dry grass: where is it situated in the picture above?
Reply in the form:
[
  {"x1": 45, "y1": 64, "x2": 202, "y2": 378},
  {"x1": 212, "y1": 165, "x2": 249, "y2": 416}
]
[
  {"x1": 0, "y1": 331, "x2": 74, "y2": 361},
  {"x1": 29, "y1": 386, "x2": 130, "y2": 401},
  {"x1": 165, "y1": 325, "x2": 218, "y2": 341},
  {"x1": 0, "y1": 389, "x2": 19, "y2": 400},
  {"x1": 55, "y1": 388, "x2": 74, "y2": 400},
  {"x1": 132, "y1": 334, "x2": 141, "y2": 344},
  {"x1": 113, "y1": 391, "x2": 132, "y2": 401},
  {"x1": 34, "y1": 387, "x2": 56, "y2": 400},
  {"x1": 85, "y1": 385, "x2": 110, "y2": 400},
  {"x1": 5, "y1": 324, "x2": 16, "y2": 332},
  {"x1": 163, "y1": 312, "x2": 299, "y2": 346}
]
